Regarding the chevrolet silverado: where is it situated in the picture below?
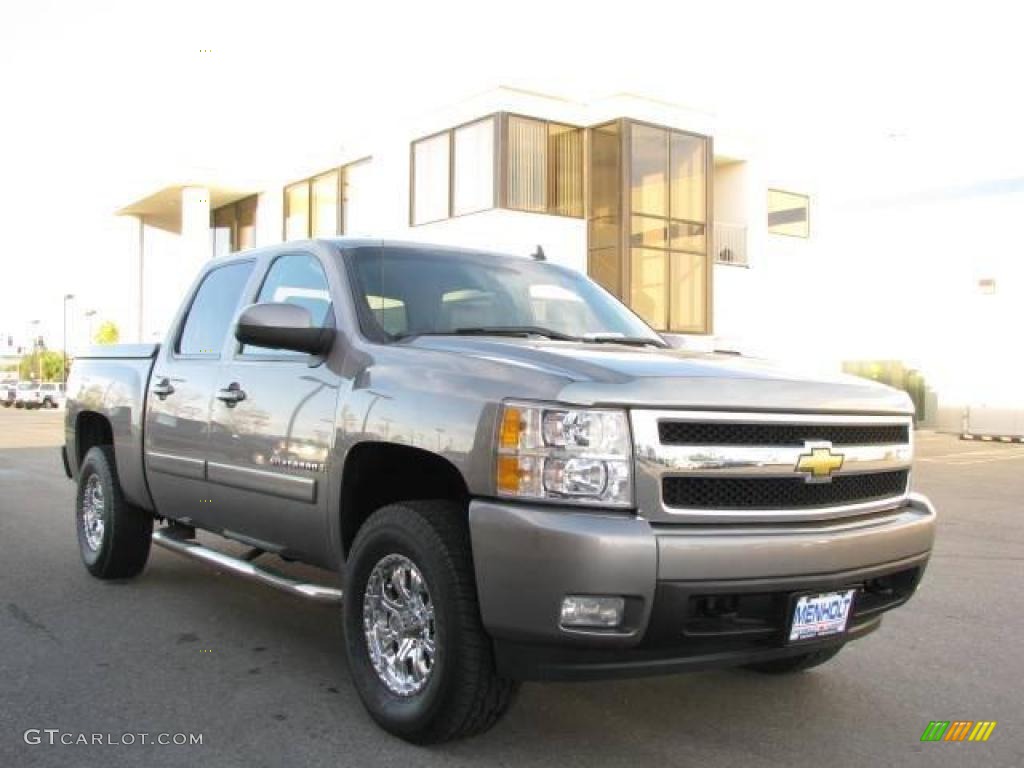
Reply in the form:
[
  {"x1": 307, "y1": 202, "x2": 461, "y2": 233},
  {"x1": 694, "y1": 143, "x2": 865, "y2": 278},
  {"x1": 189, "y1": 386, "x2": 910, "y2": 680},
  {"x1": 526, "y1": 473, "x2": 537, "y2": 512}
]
[{"x1": 63, "y1": 239, "x2": 936, "y2": 743}]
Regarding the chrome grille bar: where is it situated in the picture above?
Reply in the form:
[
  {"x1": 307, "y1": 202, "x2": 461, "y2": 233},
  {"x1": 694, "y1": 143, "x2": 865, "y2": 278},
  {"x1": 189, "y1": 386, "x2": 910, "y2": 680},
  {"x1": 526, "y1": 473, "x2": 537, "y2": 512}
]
[{"x1": 643, "y1": 442, "x2": 912, "y2": 477}]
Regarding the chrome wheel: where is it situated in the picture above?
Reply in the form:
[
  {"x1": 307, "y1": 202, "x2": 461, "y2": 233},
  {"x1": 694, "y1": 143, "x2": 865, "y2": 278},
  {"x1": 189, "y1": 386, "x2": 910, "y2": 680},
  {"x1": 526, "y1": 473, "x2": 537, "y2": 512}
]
[
  {"x1": 81, "y1": 474, "x2": 105, "y2": 551},
  {"x1": 363, "y1": 554, "x2": 436, "y2": 696}
]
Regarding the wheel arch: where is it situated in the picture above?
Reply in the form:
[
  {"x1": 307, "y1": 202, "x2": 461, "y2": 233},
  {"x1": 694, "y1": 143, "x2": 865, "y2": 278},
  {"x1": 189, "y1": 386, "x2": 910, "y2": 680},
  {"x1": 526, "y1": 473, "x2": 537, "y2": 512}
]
[
  {"x1": 339, "y1": 441, "x2": 470, "y2": 558},
  {"x1": 75, "y1": 410, "x2": 114, "y2": 466}
]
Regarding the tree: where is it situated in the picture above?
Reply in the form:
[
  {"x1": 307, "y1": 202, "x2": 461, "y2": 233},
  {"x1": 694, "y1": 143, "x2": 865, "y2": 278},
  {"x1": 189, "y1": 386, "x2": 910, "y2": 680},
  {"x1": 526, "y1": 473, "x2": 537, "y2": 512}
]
[
  {"x1": 19, "y1": 350, "x2": 64, "y2": 381},
  {"x1": 94, "y1": 320, "x2": 120, "y2": 345}
]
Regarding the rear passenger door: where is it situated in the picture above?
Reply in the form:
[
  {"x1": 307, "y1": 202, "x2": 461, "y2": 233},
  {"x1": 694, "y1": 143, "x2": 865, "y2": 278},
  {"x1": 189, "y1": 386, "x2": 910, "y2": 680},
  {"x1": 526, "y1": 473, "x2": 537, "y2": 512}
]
[
  {"x1": 206, "y1": 250, "x2": 342, "y2": 563},
  {"x1": 144, "y1": 259, "x2": 255, "y2": 527}
]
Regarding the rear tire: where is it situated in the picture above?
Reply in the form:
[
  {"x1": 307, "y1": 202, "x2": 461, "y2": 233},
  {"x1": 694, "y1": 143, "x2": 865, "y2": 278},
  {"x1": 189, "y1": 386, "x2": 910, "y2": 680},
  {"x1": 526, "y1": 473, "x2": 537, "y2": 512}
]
[
  {"x1": 343, "y1": 500, "x2": 518, "y2": 744},
  {"x1": 76, "y1": 445, "x2": 152, "y2": 579},
  {"x1": 743, "y1": 645, "x2": 842, "y2": 674}
]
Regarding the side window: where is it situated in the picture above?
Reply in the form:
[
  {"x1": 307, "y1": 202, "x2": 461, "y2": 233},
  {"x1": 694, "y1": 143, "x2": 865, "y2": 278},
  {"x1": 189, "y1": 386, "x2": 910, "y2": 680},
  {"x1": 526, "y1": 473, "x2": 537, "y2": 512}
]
[
  {"x1": 176, "y1": 261, "x2": 255, "y2": 356},
  {"x1": 244, "y1": 252, "x2": 332, "y2": 356}
]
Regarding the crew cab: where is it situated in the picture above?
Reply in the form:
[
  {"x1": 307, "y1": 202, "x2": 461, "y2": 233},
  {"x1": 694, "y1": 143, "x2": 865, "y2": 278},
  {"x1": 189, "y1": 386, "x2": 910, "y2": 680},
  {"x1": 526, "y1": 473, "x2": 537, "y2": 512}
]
[{"x1": 64, "y1": 239, "x2": 936, "y2": 743}]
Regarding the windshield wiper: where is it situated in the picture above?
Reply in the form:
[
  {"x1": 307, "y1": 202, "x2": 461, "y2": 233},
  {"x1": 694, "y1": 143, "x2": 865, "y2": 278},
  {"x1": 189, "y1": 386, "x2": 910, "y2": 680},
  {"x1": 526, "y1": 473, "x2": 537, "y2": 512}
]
[
  {"x1": 582, "y1": 334, "x2": 669, "y2": 349},
  {"x1": 396, "y1": 326, "x2": 581, "y2": 342}
]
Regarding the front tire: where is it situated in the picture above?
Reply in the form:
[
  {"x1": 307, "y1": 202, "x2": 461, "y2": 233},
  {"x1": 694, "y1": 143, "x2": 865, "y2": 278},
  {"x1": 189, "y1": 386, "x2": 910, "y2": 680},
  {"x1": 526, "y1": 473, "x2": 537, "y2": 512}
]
[
  {"x1": 743, "y1": 645, "x2": 843, "y2": 674},
  {"x1": 343, "y1": 501, "x2": 518, "y2": 744},
  {"x1": 76, "y1": 445, "x2": 152, "y2": 579}
]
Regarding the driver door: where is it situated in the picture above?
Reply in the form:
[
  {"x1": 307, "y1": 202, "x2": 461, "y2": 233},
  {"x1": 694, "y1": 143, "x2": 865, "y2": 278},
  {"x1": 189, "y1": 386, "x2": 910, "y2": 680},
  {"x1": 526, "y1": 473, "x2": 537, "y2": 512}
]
[{"x1": 205, "y1": 250, "x2": 342, "y2": 564}]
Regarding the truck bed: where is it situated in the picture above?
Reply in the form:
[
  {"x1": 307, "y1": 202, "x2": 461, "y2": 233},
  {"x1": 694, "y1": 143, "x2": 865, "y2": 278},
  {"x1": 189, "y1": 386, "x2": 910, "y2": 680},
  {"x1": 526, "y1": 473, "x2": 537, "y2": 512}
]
[{"x1": 65, "y1": 343, "x2": 159, "y2": 511}]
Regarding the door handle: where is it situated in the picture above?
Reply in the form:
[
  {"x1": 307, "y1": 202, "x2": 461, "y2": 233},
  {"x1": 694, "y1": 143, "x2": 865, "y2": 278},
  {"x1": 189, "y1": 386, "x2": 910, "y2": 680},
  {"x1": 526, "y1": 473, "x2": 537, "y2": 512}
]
[
  {"x1": 152, "y1": 378, "x2": 175, "y2": 399},
  {"x1": 216, "y1": 383, "x2": 246, "y2": 407}
]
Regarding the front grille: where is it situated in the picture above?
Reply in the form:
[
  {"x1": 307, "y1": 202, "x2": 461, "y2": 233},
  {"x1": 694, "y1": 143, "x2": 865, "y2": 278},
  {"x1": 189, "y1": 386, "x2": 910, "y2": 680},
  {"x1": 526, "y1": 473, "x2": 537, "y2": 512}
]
[
  {"x1": 657, "y1": 422, "x2": 909, "y2": 447},
  {"x1": 662, "y1": 470, "x2": 909, "y2": 510}
]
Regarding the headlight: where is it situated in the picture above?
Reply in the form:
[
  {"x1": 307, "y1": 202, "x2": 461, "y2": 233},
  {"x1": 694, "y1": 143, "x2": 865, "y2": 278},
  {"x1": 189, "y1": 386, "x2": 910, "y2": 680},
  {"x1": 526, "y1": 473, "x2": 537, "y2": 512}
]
[{"x1": 495, "y1": 401, "x2": 633, "y2": 507}]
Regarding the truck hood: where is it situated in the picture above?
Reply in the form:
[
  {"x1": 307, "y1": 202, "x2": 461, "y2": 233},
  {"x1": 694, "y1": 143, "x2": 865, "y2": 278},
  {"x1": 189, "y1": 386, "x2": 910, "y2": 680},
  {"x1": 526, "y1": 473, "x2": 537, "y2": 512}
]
[{"x1": 404, "y1": 336, "x2": 914, "y2": 415}]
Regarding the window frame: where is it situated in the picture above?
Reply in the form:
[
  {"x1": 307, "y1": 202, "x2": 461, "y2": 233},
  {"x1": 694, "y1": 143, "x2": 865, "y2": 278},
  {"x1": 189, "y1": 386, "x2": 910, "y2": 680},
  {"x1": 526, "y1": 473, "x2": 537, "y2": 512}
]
[
  {"x1": 624, "y1": 119, "x2": 713, "y2": 334},
  {"x1": 408, "y1": 112, "x2": 588, "y2": 226},
  {"x1": 409, "y1": 115, "x2": 500, "y2": 226},
  {"x1": 501, "y1": 112, "x2": 585, "y2": 219},
  {"x1": 452, "y1": 117, "x2": 499, "y2": 217},
  {"x1": 767, "y1": 188, "x2": 811, "y2": 238},
  {"x1": 233, "y1": 250, "x2": 336, "y2": 362},
  {"x1": 172, "y1": 259, "x2": 257, "y2": 361},
  {"x1": 282, "y1": 158, "x2": 374, "y2": 241},
  {"x1": 409, "y1": 127, "x2": 454, "y2": 226},
  {"x1": 586, "y1": 118, "x2": 714, "y2": 335},
  {"x1": 210, "y1": 195, "x2": 259, "y2": 255}
]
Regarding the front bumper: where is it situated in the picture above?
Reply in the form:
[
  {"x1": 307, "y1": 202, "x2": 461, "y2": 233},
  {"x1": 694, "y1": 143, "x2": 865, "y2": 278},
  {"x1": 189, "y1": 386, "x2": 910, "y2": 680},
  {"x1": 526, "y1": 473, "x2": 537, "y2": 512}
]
[{"x1": 469, "y1": 494, "x2": 935, "y2": 681}]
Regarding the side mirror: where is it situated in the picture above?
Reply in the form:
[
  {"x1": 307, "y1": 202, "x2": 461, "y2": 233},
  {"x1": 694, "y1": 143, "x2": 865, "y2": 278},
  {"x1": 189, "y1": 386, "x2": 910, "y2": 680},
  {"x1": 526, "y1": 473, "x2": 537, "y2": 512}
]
[{"x1": 235, "y1": 303, "x2": 336, "y2": 355}]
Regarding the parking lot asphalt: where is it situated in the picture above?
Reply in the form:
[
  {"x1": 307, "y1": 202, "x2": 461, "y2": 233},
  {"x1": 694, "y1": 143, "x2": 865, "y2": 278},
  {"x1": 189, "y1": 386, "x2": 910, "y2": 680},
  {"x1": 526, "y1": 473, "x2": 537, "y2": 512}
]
[{"x1": 0, "y1": 406, "x2": 1021, "y2": 767}]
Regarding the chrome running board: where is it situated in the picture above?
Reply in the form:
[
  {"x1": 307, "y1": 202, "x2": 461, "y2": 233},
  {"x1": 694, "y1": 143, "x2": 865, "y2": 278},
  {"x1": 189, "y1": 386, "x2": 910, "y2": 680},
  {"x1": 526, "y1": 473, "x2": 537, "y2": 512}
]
[{"x1": 152, "y1": 529, "x2": 343, "y2": 604}]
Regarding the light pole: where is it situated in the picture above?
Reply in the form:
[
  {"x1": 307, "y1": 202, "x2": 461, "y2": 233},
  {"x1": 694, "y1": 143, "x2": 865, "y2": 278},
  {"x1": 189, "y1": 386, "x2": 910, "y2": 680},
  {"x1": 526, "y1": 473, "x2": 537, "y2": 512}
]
[
  {"x1": 29, "y1": 320, "x2": 40, "y2": 380},
  {"x1": 63, "y1": 294, "x2": 75, "y2": 384},
  {"x1": 84, "y1": 309, "x2": 97, "y2": 346}
]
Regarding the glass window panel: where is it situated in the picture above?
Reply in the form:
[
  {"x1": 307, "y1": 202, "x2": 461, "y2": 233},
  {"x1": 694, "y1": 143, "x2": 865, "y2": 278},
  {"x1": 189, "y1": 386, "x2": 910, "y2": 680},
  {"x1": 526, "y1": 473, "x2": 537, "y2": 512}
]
[
  {"x1": 669, "y1": 220, "x2": 705, "y2": 253},
  {"x1": 588, "y1": 247, "x2": 621, "y2": 297},
  {"x1": 629, "y1": 247, "x2": 668, "y2": 330},
  {"x1": 630, "y1": 215, "x2": 668, "y2": 248},
  {"x1": 507, "y1": 116, "x2": 546, "y2": 212},
  {"x1": 177, "y1": 262, "x2": 254, "y2": 355},
  {"x1": 670, "y1": 133, "x2": 706, "y2": 224},
  {"x1": 412, "y1": 133, "x2": 450, "y2": 225},
  {"x1": 352, "y1": 246, "x2": 662, "y2": 342},
  {"x1": 343, "y1": 159, "x2": 372, "y2": 235},
  {"x1": 311, "y1": 170, "x2": 339, "y2": 237},
  {"x1": 453, "y1": 118, "x2": 495, "y2": 216},
  {"x1": 630, "y1": 124, "x2": 667, "y2": 218},
  {"x1": 669, "y1": 251, "x2": 707, "y2": 333},
  {"x1": 548, "y1": 123, "x2": 583, "y2": 217},
  {"x1": 284, "y1": 182, "x2": 310, "y2": 240},
  {"x1": 767, "y1": 189, "x2": 810, "y2": 237},
  {"x1": 589, "y1": 216, "x2": 620, "y2": 251},
  {"x1": 236, "y1": 196, "x2": 257, "y2": 251},
  {"x1": 588, "y1": 122, "x2": 620, "y2": 238},
  {"x1": 212, "y1": 205, "x2": 235, "y2": 257}
]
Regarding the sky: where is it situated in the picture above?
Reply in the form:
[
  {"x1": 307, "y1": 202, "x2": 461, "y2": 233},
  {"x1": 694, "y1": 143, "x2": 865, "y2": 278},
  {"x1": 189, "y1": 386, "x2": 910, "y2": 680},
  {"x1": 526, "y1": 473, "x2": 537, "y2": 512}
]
[{"x1": 1, "y1": 0, "x2": 1022, "y2": 398}]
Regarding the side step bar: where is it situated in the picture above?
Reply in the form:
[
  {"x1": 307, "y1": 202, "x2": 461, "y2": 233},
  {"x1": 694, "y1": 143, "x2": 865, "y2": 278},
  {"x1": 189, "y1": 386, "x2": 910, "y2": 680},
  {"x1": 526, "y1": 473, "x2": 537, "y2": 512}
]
[{"x1": 152, "y1": 529, "x2": 343, "y2": 604}]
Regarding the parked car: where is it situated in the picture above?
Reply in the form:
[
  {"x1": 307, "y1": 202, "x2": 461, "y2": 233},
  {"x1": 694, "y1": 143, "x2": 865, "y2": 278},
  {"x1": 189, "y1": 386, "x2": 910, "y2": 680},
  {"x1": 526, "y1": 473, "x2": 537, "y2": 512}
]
[
  {"x1": 1, "y1": 380, "x2": 20, "y2": 407},
  {"x1": 64, "y1": 239, "x2": 937, "y2": 744},
  {"x1": 39, "y1": 382, "x2": 66, "y2": 408},
  {"x1": 12, "y1": 381, "x2": 38, "y2": 408},
  {"x1": 15, "y1": 381, "x2": 65, "y2": 409}
]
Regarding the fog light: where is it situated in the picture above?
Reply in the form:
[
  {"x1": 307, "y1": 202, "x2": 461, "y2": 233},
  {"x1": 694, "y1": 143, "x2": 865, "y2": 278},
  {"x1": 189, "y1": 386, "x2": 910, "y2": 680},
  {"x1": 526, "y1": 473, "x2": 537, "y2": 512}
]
[{"x1": 560, "y1": 595, "x2": 625, "y2": 628}]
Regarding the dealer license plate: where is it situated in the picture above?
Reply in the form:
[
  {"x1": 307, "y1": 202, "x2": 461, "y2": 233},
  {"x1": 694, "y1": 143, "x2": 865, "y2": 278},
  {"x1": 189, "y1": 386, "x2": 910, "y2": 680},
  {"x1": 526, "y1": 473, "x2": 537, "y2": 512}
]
[{"x1": 788, "y1": 590, "x2": 856, "y2": 642}]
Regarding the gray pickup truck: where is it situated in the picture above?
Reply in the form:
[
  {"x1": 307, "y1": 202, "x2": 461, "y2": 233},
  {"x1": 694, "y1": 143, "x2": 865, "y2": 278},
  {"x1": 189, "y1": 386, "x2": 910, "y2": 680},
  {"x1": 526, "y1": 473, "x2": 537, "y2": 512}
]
[{"x1": 64, "y1": 239, "x2": 936, "y2": 743}]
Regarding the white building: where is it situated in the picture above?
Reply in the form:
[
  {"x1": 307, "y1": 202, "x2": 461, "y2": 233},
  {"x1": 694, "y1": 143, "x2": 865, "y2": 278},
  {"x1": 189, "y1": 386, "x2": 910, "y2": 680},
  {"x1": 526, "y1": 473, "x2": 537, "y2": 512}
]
[{"x1": 115, "y1": 87, "x2": 819, "y2": 360}]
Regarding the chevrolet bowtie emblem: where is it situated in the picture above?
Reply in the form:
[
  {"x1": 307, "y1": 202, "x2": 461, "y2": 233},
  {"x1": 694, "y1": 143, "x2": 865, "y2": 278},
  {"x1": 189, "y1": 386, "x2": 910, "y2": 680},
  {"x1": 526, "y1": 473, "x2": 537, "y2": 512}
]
[{"x1": 795, "y1": 442, "x2": 844, "y2": 483}]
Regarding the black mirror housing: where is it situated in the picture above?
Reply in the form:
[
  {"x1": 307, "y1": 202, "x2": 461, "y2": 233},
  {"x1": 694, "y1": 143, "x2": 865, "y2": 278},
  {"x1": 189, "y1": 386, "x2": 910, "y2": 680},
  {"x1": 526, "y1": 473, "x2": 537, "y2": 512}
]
[{"x1": 235, "y1": 303, "x2": 336, "y2": 355}]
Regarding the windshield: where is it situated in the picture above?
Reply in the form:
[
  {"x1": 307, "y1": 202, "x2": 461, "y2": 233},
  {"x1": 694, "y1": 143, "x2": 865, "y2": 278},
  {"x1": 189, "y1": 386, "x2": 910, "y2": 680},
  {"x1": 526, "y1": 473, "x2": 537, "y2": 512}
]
[
  {"x1": 18, "y1": 382, "x2": 35, "y2": 390},
  {"x1": 349, "y1": 246, "x2": 663, "y2": 344}
]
